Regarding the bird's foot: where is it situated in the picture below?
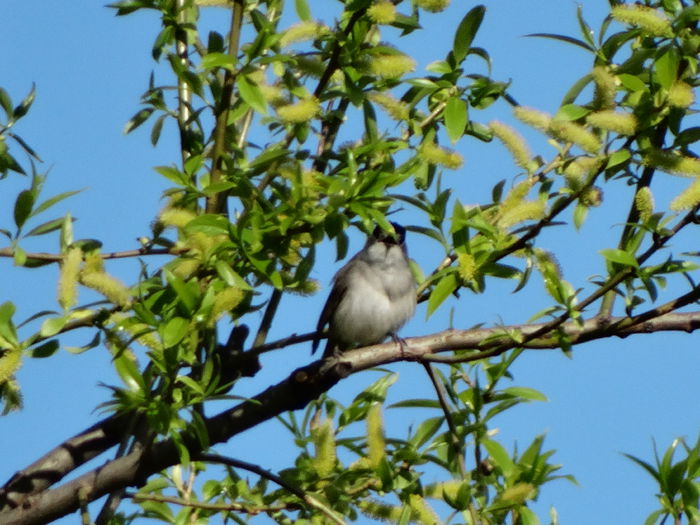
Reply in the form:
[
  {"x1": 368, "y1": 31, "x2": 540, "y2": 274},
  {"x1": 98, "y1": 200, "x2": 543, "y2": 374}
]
[{"x1": 390, "y1": 332, "x2": 408, "y2": 358}]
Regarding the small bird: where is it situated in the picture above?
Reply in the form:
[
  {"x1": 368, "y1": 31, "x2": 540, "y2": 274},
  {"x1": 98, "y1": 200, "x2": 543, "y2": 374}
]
[{"x1": 312, "y1": 222, "x2": 417, "y2": 358}]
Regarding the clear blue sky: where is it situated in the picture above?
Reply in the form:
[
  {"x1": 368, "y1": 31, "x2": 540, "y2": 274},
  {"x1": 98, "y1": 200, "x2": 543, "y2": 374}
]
[{"x1": 2, "y1": 1, "x2": 699, "y2": 523}]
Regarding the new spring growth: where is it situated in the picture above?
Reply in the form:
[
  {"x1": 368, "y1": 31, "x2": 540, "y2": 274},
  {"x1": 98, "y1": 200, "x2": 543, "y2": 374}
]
[
  {"x1": 367, "y1": 1, "x2": 396, "y2": 24},
  {"x1": 368, "y1": 91, "x2": 410, "y2": 121},
  {"x1": 80, "y1": 268, "x2": 131, "y2": 308},
  {"x1": 276, "y1": 97, "x2": 320, "y2": 123},
  {"x1": 58, "y1": 247, "x2": 82, "y2": 310},
  {"x1": 358, "y1": 500, "x2": 403, "y2": 522},
  {"x1": 312, "y1": 419, "x2": 337, "y2": 478},
  {"x1": 415, "y1": 0, "x2": 451, "y2": 13},
  {"x1": 408, "y1": 494, "x2": 441, "y2": 525},
  {"x1": 369, "y1": 52, "x2": 416, "y2": 79},
  {"x1": 644, "y1": 150, "x2": 700, "y2": 177},
  {"x1": 586, "y1": 110, "x2": 637, "y2": 136},
  {"x1": 611, "y1": 4, "x2": 673, "y2": 38},
  {"x1": 548, "y1": 120, "x2": 602, "y2": 154},
  {"x1": 670, "y1": 178, "x2": 700, "y2": 211},
  {"x1": 635, "y1": 187, "x2": 655, "y2": 222},
  {"x1": 279, "y1": 21, "x2": 329, "y2": 48},
  {"x1": 420, "y1": 141, "x2": 464, "y2": 169},
  {"x1": 513, "y1": 106, "x2": 551, "y2": 132},
  {"x1": 159, "y1": 207, "x2": 197, "y2": 229},
  {"x1": 0, "y1": 348, "x2": 21, "y2": 385},
  {"x1": 209, "y1": 287, "x2": 244, "y2": 326},
  {"x1": 366, "y1": 403, "x2": 386, "y2": 468},
  {"x1": 457, "y1": 253, "x2": 477, "y2": 283},
  {"x1": 492, "y1": 179, "x2": 546, "y2": 228},
  {"x1": 667, "y1": 82, "x2": 695, "y2": 109},
  {"x1": 490, "y1": 121, "x2": 533, "y2": 171},
  {"x1": 591, "y1": 66, "x2": 618, "y2": 110},
  {"x1": 499, "y1": 482, "x2": 537, "y2": 505}
]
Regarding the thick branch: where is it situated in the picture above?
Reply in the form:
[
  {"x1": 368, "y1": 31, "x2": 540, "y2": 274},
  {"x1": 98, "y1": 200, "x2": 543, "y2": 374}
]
[{"x1": 3, "y1": 309, "x2": 700, "y2": 524}]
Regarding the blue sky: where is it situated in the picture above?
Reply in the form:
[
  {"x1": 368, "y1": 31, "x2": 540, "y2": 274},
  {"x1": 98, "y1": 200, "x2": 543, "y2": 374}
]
[{"x1": 2, "y1": 1, "x2": 699, "y2": 523}]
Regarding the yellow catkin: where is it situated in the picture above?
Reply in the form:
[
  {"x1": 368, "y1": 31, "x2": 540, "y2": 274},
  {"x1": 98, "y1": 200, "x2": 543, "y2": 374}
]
[
  {"x1": 591, "y1": 66, "x2": 618, "y2": 109},
  {"x1": 548, "y1": 120, "x2": 602, "y2": 154},
  {"x1": 358, "y1": 499, "x2": 404, "y2": 522},
  {"x1": 457, "y1": 253, "x2": 477, "y2": 282},
  {"x1": 667, "y1": 82, "x2": 695, "y2": 108},
  {"x1": 210, "y1": 287, "x2": 244, "y2": 325},
  {"x1": 408, "y1": 494, "x2": 441, "y2": 525},
  {"x1": 0, "y1": 348, "x2": 22, "y2": 384},
  {"x1": 500, "y1": 482, "x2": 536, "y2": 504},
  {"x1": 564, "y1": 156, "x2": 603, "y2": 189},
  {"x1": 425, "y1": 480, "x2": 462, "y2": 501},
  {"x1": 312, "y1": 420, "x2": 337, "y2": 478},
  {"x1": 497, "y1": 200, "x2": 546, "y2": 228},
  {"x1": 366, "y1": 403, "x2": 386, "y2": 467},
  {"x1": 490, "y1": 121, "x2": 532, "y2": 171},
  {"x1": 367, "y1": 1, "x2": 396, "y2": 24},
  {"x1": 159, "y1": 207, "x2": 197, "y2": 229},
  {"x1": 611, "y1": 5, "x2": 672, "y2": 37},
  {"x1": 513, "y1": 106, "x2": 551, "y2": 133},
  {"x1": 635, "y1": 187, "x2": 655, "y2": 221},
  {"x1": 644, "y1": 150, "x2": 700, "y2": 177},
  {"x1": 80, "y1": 271, "x2": 131, "y2": 307},
  {"x1": 580, "y1": 186, "x2": 603, "y2": 207},
  {"x1": 415, "y1": 0, "x2": 451, "y2": 13},
  {"x1": 670, "y1": 177, "x2": 700, "y2": 211},
  {"x1": 279, "y1": 21, "x2": 328, "y2": 47},
  {"x1": 586, "y1": 110, "x2": 637, "y2": 136},
  {"x1": 58, "y1": 247, "x2": 82, "y2": 310},
  {"x1": 420, "y1": 141, "x2": 464, "y2": 169},
  {"x1": 369, "y1": 53, "x2": 416, "y2": 79},
  {"x1": 276, "y1": 97, "x2": 320, "y2": 123},
  {"x1": 368, "y1": 91, "x2": 410, "y2": 120}
]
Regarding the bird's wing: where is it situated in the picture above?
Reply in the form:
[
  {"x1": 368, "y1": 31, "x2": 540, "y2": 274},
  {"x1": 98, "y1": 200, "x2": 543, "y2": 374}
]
[{"x1": 311, "y1": 266, "x2": 350, "y2": 354}]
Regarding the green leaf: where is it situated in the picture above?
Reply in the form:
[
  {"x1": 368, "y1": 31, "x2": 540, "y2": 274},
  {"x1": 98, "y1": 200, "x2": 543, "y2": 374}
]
[
  {"x1": 409, "y1": 416, "x2": 444, "y2": 449},
  {"x1": 237, "y1": 75, "x2": 268, "y2": 115},
  {"x1": 13, "y1": 84, "x2": 36, "y2": 120},
  {"x1": 0, "y1": 87, "x2": 12, "y2": 117},
  {"x1": 526, "y1": 33, "x2": 595, "y2": 53},
  {"x1": 215, "y1": 260, "x2": 252, "y2": 290},
  {"x1": 600, "y1": 248, "x2": 639, "y2": 268},
  {"x1": 124, "y1": 108, "x2": 154, "y2": 134},
  {"x1": 655, "y1": 47, "x2": 679, "y2": 90},
  {"x1": 114, "y1": 352, "x2": 145, "y2": 392},
  {"x1": 444, "y1": 96, "x2": 468, "y2": 144},
  {"x1": 154, "y1": 165, "x2": 189, "y2": 185},
  {"x1": 32, "y1": 190, "x2": 83, "y2": 217},
  {"x1": 165, "y1": 270, "x2": 199, "y2": 314},
  {"x1": 40, "y1": 316, "x2": 68, "y2": 337},
  {"x1": 160, "y1": 317, "x2": 189, "y2": 348},
  {"x1": 295, "y1": 0, "x2": 311, "y2": 21},
  {"x1": 65, "y1": 332, "x2": 101, "y2": 354},
  {"x1": 483, "y1": 438, "x2": 516, "y2": 478},
  {"x1": 150, "y1": 113, "x2": 167, "y2": 146},
  {"x1": 502, "y1": 386, "x2": 548, "y2": 402},
  {"x1": 29, "y1": 339, "x2": 60, "y2": 358},
  {"x1": 25, "y1": 217, "x2": 66, "y2": 237},
  {"x1": 453, "y1": 5, "x2": 486, "y2": 64},
  {"x1": 200, "y1": 52, "x2": 236, "y2": 70},
  {"x1": 554, "y1": 104, "x2": 590, "y2": 121},
  {"x1": 518, "y1": 507, "x2": 541, "y2": 525},
  {"x1": 184, "y1": 214, "x2": 230, "y2": 236},
  {"x1": 14, "y1": 190, "x2": 35, "y2": 230},
  {"x1": 606, "y1": 149, "x2": 631, "y2": 169},
  {"x1": 0, "y1": 303, "x2": 18, "y2": 345},
  {"x1": 427, "y1": 272, "x2": 459, "y2": 318}
]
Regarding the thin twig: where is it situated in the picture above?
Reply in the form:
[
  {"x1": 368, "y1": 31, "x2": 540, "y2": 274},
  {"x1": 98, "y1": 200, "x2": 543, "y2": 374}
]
[{"x1": 195, "y1": 453, "x2": 347, "y2": 525}]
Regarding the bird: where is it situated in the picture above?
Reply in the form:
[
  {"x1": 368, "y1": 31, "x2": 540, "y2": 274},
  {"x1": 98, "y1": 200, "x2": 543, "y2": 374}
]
[{"x1": 312, "y1": 222, "x2": 417, "y2": 358}]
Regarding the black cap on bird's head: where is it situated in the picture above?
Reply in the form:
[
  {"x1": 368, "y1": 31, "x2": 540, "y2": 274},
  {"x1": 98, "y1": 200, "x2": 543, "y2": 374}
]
[{"x1": 372, "y1": 222, "x2": 406, "y2": 246}]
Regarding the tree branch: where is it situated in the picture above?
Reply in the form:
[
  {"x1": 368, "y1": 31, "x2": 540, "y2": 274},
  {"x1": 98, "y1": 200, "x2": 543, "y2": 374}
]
[{"x1": 4, "y1": 309, "x2": 700, "y2": 524}]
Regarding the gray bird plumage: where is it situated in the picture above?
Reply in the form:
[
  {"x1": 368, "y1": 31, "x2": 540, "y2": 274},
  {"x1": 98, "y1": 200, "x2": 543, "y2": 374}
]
[{"x1": 312, "y1": 223, "x2": 417, "y2": 358}]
